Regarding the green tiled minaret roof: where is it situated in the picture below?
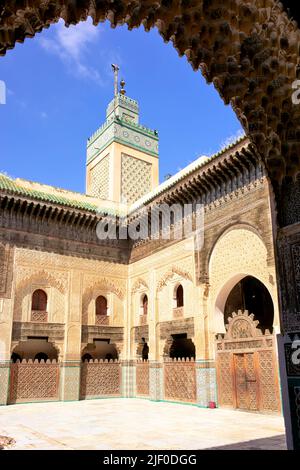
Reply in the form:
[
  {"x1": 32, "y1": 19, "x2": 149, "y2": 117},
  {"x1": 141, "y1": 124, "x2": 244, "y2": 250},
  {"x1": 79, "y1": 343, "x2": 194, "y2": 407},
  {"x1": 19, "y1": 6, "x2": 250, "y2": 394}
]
[{"x1": 86, "y1": 92, "x2": 159, "y2": 165}]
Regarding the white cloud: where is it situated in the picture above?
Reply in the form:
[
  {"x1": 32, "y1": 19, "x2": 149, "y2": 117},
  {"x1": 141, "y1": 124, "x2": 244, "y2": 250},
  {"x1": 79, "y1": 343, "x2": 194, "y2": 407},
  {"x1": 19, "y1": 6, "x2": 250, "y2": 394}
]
[
  {"x1": 217, "y1": 128, "x2": 245, "y2": 153},
  {"x1": 39, "y1": 18, "x2": 103, "y2": 84}
]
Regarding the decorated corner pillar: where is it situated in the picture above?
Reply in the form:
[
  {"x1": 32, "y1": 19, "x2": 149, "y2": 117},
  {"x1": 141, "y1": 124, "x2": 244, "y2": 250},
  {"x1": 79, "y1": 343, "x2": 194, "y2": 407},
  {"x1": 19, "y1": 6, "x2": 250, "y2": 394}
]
[
  {"x1": 276, "y1": 221, "x2": 300, "y2": 450},
  {"x1": 194, "y1": 283, "x2": 217, "y2": 407},
  {"x1": 120, "y1": 336, "x2": 135, "y2": 397},
  {"x1": 196, "y1": 360, "x2": 217, "y2": 408},
  {"x1": 148, "y1": 286, "x2": 164, "y2": 401},
  {"x1": 121, "y1": 359, "x2": 136, "y2": 398},
  {"x1": 60, "y1": 271, "x2": 82, "y2": 401},
  {"x1": 149, "y1": 360, "x2": 163, "y2": 401},
  {"x1": 0, "y1": 298, "x2": 14, "y2": 405},
  {"x1": 0, "y1": 244, "x2": 15, "y2": 405},
  {"x1": 60, "y1": 324, "x2": 81, "y2": 401},
  {"x1": 122, "y1": 281, "x2": 135, "y2": 398}
]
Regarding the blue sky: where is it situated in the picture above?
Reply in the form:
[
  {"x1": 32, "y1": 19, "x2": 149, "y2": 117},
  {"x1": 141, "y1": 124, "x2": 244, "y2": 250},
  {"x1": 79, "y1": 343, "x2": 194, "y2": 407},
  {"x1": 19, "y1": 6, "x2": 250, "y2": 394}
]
[{"x1": 0, "y1": 18, "x2": 243, "y2": 193}]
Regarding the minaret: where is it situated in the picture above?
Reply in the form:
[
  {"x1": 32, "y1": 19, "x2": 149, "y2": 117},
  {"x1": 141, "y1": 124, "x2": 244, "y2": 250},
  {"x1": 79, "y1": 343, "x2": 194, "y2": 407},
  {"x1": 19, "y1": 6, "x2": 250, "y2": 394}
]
[{"x1": 86, "y1": 65, "x2": 159, "y2": 205}]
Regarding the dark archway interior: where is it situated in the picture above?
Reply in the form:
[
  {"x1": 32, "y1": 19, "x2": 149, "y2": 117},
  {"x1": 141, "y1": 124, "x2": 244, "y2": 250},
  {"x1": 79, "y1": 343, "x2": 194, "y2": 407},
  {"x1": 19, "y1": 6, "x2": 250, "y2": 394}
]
[
  {"x1": 34, "y1": 352, "x2": 49, "y2": 362},
  {"x1": 11, "y1": 339, "x2": 58, "y2": 361},
  {"x1": 224, "y1": 276, "x2": 274, "y2": 333},
  {"x1": 82, "y1": 353, "x2": 93, "y2": 362},
  {"x1": 11, "y1": 353, "x2": 21, "y2": 363},
  {"x1": 169, "y1": 333, "x2": 195, "y2": 359},
  {"x1": 82, "y1": 339, "x2": 118, "y2": 361}
]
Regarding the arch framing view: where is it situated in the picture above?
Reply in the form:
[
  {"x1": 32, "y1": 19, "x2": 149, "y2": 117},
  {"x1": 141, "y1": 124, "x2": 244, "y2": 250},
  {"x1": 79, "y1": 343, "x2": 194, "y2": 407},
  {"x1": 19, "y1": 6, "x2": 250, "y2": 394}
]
[{"x1": 0, "y1": 0, "x2": 300, "y2": 451}]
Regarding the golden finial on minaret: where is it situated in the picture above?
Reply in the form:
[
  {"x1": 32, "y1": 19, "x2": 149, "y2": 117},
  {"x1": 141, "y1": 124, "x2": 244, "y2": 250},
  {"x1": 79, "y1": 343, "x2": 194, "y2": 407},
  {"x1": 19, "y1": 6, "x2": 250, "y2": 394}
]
[{"x1": 120, "y1": 79, "x2": 126, "y2": 95}]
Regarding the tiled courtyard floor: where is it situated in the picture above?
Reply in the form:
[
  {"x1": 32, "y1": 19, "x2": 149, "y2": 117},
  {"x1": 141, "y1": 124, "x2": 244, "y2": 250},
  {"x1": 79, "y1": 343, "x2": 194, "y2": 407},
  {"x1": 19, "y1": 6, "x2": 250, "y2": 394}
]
[{"x1": 0, "y1": 398, "x2": 286, "y2": 450}]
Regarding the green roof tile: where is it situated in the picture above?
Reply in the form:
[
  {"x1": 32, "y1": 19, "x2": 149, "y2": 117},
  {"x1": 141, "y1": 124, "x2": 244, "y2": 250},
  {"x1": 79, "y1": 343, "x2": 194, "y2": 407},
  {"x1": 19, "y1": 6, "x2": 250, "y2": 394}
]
[{"x1": 0, "y1": 174, "x2": 118, "y2": 216}]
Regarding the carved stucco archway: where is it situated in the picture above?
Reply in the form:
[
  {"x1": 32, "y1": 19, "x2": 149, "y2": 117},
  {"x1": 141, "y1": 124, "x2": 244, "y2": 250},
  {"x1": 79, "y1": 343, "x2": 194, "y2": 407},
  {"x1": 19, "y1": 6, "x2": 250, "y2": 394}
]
[
  {"x1": 2, "y1": 0, "x2": 300, "y2": 448},
  {"x1": 214, "y1": 273, "x2": 277, "y2": 334},
  {"x1": 156, "y1": 266, "x2": 193, "y2": 294},
  {"x1": 13, "y1": 270, "x2": 67, "y2": 322},
  {"x1": 208, "y1": 226, "x2": 279, "y2": 335},
  {"x1": 82, "y1": 278, "x2": 124, "y2": 325}
]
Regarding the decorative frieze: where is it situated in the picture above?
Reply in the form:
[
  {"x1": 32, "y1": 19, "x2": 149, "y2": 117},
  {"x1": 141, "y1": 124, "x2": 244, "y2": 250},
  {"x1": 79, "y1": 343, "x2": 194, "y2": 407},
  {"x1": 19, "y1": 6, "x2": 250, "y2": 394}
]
[
  {"x1": 12, "y1": 321, "x2": 65, "y2": 343},
  {"x1": 81, "y1": 325, "x2": 124, "y2": 344},
  {"x1": 159, "y1": 317, "x2": 194, "y2": 340}
]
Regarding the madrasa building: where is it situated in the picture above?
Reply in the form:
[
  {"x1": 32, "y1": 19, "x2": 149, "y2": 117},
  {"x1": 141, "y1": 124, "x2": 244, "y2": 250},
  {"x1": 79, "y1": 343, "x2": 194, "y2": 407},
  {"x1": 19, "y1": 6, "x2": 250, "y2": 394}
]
[{"x1": 0, "y1": 74, "x2": 281, "y2": 413}]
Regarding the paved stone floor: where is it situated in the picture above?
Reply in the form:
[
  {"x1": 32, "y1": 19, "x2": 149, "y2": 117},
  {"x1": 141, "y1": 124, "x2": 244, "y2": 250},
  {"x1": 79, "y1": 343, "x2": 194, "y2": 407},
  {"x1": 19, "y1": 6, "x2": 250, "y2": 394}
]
[{"x1": 0, "y1": 399, "x2": 287, "y2": 450}]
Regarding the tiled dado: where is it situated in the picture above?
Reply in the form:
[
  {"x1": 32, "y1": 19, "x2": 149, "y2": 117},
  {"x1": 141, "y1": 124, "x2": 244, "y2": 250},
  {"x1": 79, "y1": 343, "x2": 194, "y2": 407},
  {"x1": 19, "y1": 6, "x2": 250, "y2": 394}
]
[
  {"x1": 0, "y1": 361, "x2": 10, "y2": 405},
  {"x1": 196, "y1": 360, "x2": 217, "y2": 408},
  {"x1": 60, "y1": 361, "x2": 81, "y2": 402},
  {"x1": 149, "y1": 361, "x2": 163, "y2": 401},
  {"x1": 121, "y1": 360, "x2": 136, "y2": 398}
]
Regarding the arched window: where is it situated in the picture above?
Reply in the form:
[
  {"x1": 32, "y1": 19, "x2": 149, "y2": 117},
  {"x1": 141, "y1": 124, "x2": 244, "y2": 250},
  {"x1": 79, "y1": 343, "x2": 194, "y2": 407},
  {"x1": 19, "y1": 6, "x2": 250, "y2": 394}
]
[
  {"x1": 142, "y1": 294, "x2": 148, "y2": 316},
  {"x1": 176, "y1": 284, "x2": 184, "y2": 308},
  {"x1": 96, "y1": 296, "x2": 107, "y2": 316},
  {"x1": 32, "y1": 289, "x2": 47, "y2": 311}
]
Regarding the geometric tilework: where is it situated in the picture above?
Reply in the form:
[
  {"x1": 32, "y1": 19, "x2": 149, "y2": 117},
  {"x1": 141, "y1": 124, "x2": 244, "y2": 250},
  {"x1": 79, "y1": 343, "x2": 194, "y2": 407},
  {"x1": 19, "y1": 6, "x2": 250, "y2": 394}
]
[
  {"x1": 163, "y1": 358, "x2": 196, "y2": 403},
  {"x1": 136, "y1": 360, "x2": 149, "y2": 397},
  {"x1": 9, "y1": 361, "x2": 59, "y2": 404},
  {"x1": 121, "y1": 153, "x2": 151, "y2": 204},
  {"x1": 60, "y1": 365, "x2": 80, "y2": 401},
  {"x1": 196, "y1": 365, "x2": 217, "y2": 407},
  {"x1": 89, "y1": 155, "x2": 110, "y2": 199},
  {"x1": 258, "y1": 349, "x2": 281, "y2": 412},
  {"x1": 0, "y1": 365, "x2": 10, "y2": 405},
  {"x1": 149, "y1": 362, "x2": 163, "y2": 401},
  {"x1": 80, "y1": 360, "x2": 121, "y2": 399}
]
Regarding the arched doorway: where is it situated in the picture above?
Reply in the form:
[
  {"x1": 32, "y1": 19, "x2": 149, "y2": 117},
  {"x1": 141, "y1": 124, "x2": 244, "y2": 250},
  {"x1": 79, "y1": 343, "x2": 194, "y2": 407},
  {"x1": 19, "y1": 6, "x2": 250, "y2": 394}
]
[
  {"x1": 215, "y1": 277, "x2": 280, "y2": 413},
  {"x1": 224, "y1": 276, "x2": 274, "y2": 333}
]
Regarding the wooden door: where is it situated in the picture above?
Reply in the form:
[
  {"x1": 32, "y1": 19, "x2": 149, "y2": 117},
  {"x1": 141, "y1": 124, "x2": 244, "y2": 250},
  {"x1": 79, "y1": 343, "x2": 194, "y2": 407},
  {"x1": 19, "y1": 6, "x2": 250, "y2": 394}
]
[{"x1": 233, "y1": 353, "x2": 259, "y2": 411}]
